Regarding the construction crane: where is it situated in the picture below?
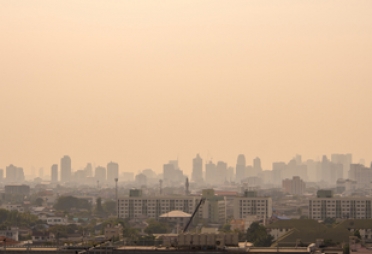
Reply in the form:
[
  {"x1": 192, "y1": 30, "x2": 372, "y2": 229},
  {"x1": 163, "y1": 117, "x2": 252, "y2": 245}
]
[{"x1": 183, "y1": 197, "x2": 206, "y2": 232}]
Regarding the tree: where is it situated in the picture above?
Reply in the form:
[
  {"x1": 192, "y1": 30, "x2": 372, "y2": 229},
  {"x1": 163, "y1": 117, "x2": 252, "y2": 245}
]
[
  {"x1": 144, "y1": 219, "x2": 168, "y2": 234},
  {"x1": 95, "y1": 198, "x2": 104, "y2": 216},
  {"x1": 221, "y1": 223, "x2": 231, "y2": 232},
  {"x1": 34, "y1": 198, "x2": 44, "y2": 206},
  {"x1": 246, "y1": 222, "x2": 273, "y2": 247},
  {"x1": 354, "y1": 230, "x2": 361, "y2": 239},
  {"x1": 103, "y1": 200, "x2": 116, "y2": 215},
  {"x1": 54, "y1": 196, "x2": 92, "y2": 211},
  {"x1": 343, "y1": 244, "x2": 350, "y2": 254}
]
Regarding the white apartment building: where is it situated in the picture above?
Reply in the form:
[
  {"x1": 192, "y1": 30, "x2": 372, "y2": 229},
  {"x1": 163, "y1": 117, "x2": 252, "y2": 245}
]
[
  {"x1": 309, "y1": 197, "x2": 372, "y2": 220},
  {"x1": 117, "y1": 196, "x2": 197, "y2": 220},
  {"x1": 46, "y1": 217, "x2": 68, "y2": 225},
  {"x1": 233, "y1": 197, "x2": 272, "y2": 219}
]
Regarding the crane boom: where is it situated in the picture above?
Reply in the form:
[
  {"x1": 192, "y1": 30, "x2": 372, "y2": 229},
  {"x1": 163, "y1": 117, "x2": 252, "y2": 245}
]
[{"x1": 183, "y1": 197, "x2": 205, "y2": 232}]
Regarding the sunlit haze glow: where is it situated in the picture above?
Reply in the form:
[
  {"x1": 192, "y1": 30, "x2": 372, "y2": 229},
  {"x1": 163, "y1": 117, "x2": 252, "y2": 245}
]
[{"x1": 1, "y1": 1, "x2": 372, "y2": 175}]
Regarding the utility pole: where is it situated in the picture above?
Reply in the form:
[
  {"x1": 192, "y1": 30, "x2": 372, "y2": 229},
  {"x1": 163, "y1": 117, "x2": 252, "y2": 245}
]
[{"x1": 115, "y1": 178, "x2": 118, "y2": 218}]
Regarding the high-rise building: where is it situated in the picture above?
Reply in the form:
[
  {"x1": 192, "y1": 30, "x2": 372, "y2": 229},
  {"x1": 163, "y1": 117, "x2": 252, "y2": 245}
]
[
  {"x1": 192, "y1": 154, "x2": 203, "y2": 183},
  {"x1": 349, "y1": 164, "x2": 372, "y2": 189},
  {"x1": 216, "y1": 161, "x2": 227, "y2": 183},
  {"x1": 5, "y1": 165, "x2": 24, "y2": 182},
  {"x1": 226, "y1": 166, "x2": 234, "y2": 182},
  {"x1": 84, "y1": 163, "x2": 93, "y2": 177},
  {"x1": 0, "y1": 169, "x2": 3, "y2": 182},
  {"x1": 39, "y1": 168, "x2": 44, "y2": 179},
  {"x1": 236, "y1": 154, "x2": 246, "y2": 182},
  {"x1": 95, "y1": 166, "x2": 107, "y2": 183},
  {"x1": 205, "y1": 161, "x2": 216, "y2": 184},
  {"x1": 60, "y1": 155, "x2": 71, "y2": 182},
  {"x1": 233, "y1": 195, "x2": 272, "y2": 219},
  {"x1": 163, "y1": 161, "x2": 184, "y2": 185},
  {"x1": 309, "y1": 194, "x2": 372, "y2": 220},
  {"x1": 272, "y1": 162, "x2": 286, "y2": 185},
  {"x1": 107, "y1": 162, "x2": 119, "y2": 183},
  {"x1": 253, "y1": 157, "x2": 262, "y2": 174},
  {"x1": 282, "y1": 176, "x2": 306, "y2": 195},
  {"x1": 331, "y1": 154, "x2": 352, "y2": 178},
  {"x1": 51, "y1": 164, "x2": 58, "y2": 183}
]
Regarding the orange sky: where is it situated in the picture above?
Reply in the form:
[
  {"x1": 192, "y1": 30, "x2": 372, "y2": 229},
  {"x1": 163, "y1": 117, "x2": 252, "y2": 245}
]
[{"x1": 1, "y1": 1, "x2": 372, "y2": 176}]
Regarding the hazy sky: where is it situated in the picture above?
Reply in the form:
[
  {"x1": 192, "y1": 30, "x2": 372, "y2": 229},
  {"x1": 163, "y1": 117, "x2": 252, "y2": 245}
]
[{"x1": 1, "y1": 1, "x2": 372, "y2": 176}]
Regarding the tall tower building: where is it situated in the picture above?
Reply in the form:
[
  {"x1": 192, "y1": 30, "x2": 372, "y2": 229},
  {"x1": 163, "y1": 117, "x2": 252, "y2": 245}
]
[
  {"x1": 60, "y1": 155, "x2": 71, "y2": 182},
  {"x1": 236, "y1": 154, "x2": 246, "y2": 182},
  {"x1": 6, "y1": 164, "x2": 17, "y2": 182},
  {"x1": 107, "y1": 162, "x2": 119, "y2": 183},
  {"x1": 192, "y1": 154, "x2": 203, "y2": 183},
  {"x1": 216, "y1": 161, "x2": 227, "y2": 183},
  {"x1": 253, "y1": 157, "x2": 262, "y2": 174},
  {"x1": 205, "y1": 161, "x2": 216, "y2": 184},
  {"x1": 331, "y1": 154, "x2": 352, "y2": 179},
  {"x1": 51, "y1": 164, "x2": 58, "y2": 182},
  {"x1": 95, "y1": 166, "x2": 107, "y2": 183},
  {"x1": 84, "y1": 163, "x2": 93, "y2": 177},
  {"x1": 39, "y1": 168, "x2": 44, "y2": 179}
]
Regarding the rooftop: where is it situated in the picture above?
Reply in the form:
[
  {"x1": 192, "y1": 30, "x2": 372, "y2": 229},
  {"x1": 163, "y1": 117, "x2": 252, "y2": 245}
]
[{"x1": 160, "y1": 210, "x2": 192, "y2": 218}]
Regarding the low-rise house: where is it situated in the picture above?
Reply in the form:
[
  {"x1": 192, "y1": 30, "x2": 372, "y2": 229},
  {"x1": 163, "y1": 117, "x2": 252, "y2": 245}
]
[
  {"x1": 2, "y1": 204, "x2": 24, "y2": 212},
  {"x1": 337, "y1": 219, "x2": 372, "y2": 242},
  {"x1": 46, "y1": 217, "x2": 68, "y2": 225},
  {"x1": 32, "y1": 231, "x2": 54, "y2": 243},
  {"x1": 0, "y1": 227, "x2": 19, "y2": 241},
  {"x1": 104, "y1": 224, "x2": 123, "y2": 240},
  {"x1": 267, "y1": 219, "x2": 350, "y2": 247},
  {"x1": 0, "y1": 236, "x2": 19, "y2": 246}
]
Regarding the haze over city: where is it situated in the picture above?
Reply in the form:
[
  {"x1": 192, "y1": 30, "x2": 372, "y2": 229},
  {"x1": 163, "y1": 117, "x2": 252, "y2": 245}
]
[{"x1": 1, "y1": 1, "x2": 372, "y2": 175}]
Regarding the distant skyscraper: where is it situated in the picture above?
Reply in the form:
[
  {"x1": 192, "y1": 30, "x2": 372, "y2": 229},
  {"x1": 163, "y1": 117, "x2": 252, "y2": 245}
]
[
  {"x1": 205, "y1": 161, "x2": 216, "y2": 184},
  {"x1": 84, "y1": 163, "x2": 93, "y2": 177},
  {"x1": 253, "y1": 157, "x2": 262, "y2": 175},
  {"x1": 39, "y1": 168, "x2": 44, "y2": 179},
  {"x1": 226, "y1": 166, "x2": 234, "y2": 182},
  {"x1": 163, "y1": 160, "x2": 184, "y2": 185},
  {"x1": 216, "y1": 161, "x2": 227, "y2": 183},
  {"x1": 0, "y1": 169, "x2": 3, "y2": 182},
  {"x1": 5, "y1": 164, "x2": 24, "y2": 182},
  {"x1": 60, "y1": 155, "x2": 71, "y2": 182},
  {"x1": 192, "y1": 154, "x2": 203, "y2": 183},
  {"x1": 95, "y1": 166, "x2": 107, "y2": 183},
  {"x1": 17, "y1": 167, "x2": 25, "y2": 182},
  {"x1": 236, "y1": 154, "x2": 246, "y2": 182},
  {"x1": 51, "y1": 164, "x2": 58, "y2": 182},
  {"x1": 331, "y1": 153, "x2": 352, "y2": 178},
  {"x1": 107, "y1": 162, "x2": 119, "y2": 183},
  {"x1": 6, "y1": 164, "x2": 17, "y2": 182}
]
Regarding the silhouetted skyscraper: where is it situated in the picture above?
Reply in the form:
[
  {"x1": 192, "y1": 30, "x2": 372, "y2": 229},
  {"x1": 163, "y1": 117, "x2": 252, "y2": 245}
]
[
  {"x1": 107, "y1": 161, "x2": 119, "y2": 183},
  {"x1": 51, "y1": 164, "x2": 58, "y2": 182},
  {"x1": 216, "y1": 161, "x2": 227, "y2": 183},
  {"x1": 163, "y1": 160, "x2": 184, "y2": 185},
  {"x1": 0, "y1": 169, "x2": 3, "y2": 182},
  {"x1": 84, "y1": 163, "x2": 93, "y2": 177},
  {"x1": 6, "y1": 164, "x2": 24, "y2": 182},
  {"x1": 192, "y1": 154, "x2": 203, "y2": 183},
  {"x1": 331, "y1": 153, "x2": 352, "y2": 178},
  {"x1": 205, "y1": 161, "x2": 216, "y2": 184},
  {"x1": 60, "y1": 155, "x2": 71, "y2": 182},
  {"x1": 39, "y1": 168, "x2": 44, "y2": 179},
  {"x1": 253, "y1": 157, "x2": 262, "y2": 172},
  {"x1": 95, "y1": 166, "x2": 106, "y2": 183},
  {"x1": 236, "y1": 154, "x2": 246, "y2": 182}
]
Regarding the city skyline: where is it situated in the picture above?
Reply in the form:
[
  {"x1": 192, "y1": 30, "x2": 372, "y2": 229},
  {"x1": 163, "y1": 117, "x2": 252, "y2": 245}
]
[{"x1": 0, "y1": 152, "x2": 364, "y2": 178}]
